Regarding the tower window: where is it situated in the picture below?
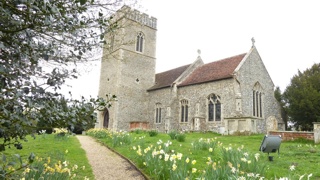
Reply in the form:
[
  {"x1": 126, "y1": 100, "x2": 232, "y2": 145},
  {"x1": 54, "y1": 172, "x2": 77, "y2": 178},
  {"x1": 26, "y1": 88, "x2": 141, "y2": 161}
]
[{"x1": 136, "y1": 32, "x2": 144, "y2": 52}]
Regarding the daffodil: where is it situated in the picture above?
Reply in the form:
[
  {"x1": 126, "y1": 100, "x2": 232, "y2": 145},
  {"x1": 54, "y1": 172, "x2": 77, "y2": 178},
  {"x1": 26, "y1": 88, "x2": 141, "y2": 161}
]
[
  {"x1": 192, "y1": 168, "x2": 197, "y2": 173},
  {"x1": 164, "y1": 154, "x2": 170, "y2": 161},
  {"x1": 172, "y1": 164, "x2": 177, "y2": 171},
  {"x1": 289, "y1": 165, "x2": 295, "y2": 171},
  {"x1": 254, "y1": 153, "x2": 260, "y2": 161},
  {"x1": 24, "y1": 167, "x2": 30, "y2": 173}
]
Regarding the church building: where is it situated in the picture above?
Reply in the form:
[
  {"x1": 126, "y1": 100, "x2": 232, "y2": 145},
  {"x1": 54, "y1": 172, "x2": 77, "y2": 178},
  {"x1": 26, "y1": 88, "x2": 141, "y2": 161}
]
[{"x1": 96, "y1": 6, "x2": 284, "y2": 134}]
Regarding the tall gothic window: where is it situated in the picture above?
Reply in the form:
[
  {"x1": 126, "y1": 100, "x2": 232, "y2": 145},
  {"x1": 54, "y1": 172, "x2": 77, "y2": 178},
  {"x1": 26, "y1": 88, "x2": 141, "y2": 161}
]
[
  {"x1": 136, "y1": 32, "x2": 144, "y2": 52},
  {"x1": 253, "y1": 83, "x2": 263, "y2": 118},
  {"x1": 155, "y1": 103, "x2": 162, "y2": 123},
  {"x1": 180, "y1": 99, "x2": 189, "y2": 122},
  {"x1": 208, "y1": 94, "x2": 221, "y2": 122}
]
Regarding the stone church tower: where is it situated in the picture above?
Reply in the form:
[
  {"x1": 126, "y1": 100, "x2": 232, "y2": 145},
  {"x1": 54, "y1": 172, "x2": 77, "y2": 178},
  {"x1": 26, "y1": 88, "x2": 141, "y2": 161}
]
[{"x1": 97, "y1": 6, "x2": 157, "y2": 129}]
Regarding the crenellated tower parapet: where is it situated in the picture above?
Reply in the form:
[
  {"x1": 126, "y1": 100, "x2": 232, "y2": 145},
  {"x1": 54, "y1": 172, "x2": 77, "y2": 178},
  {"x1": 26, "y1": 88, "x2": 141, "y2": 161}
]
[{"x1": 114, "y1": 5, "x2": 157, "y2": 29}]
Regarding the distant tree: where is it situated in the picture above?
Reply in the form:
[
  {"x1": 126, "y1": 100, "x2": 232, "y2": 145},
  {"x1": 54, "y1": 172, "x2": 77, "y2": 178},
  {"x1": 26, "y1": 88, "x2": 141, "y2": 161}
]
[
  {"x1": 283, "y1": 63, "x2": 320, "y2": 131},
  {"x1": 274, "y1": 86, "x2": 288, "y2": 130},
  {"x1": 0, "y1": 0, "x2": 129, "y2": 150}
]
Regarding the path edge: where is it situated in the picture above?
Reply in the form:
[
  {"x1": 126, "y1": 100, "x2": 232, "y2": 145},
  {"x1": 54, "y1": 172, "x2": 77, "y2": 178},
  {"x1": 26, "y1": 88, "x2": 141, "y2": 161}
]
[{"x1": 80, "y1": 135, "x2": 150, "y2": 180}]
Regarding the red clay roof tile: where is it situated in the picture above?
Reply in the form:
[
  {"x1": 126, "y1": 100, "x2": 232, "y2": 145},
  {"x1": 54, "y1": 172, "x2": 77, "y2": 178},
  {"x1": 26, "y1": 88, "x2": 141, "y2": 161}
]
[
  {"x1": 148, "y1": 53, "x2": 246, "y2": 91},
  {"x1": 148, "y1": 64, "x2": 191, "y2": 91},
  {"x1": 178, "y1": 53, "x2": 246, "y2": 87}
]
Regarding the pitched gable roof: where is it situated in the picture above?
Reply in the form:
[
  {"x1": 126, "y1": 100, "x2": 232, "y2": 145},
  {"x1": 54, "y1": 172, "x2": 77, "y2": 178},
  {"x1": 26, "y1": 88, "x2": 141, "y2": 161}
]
[
  {"x1": 178, "y1": 53, "x2": 247, "y2": 87},
  {"x1": 148, "y1": 64, "x2": 191, "y2": 91}
]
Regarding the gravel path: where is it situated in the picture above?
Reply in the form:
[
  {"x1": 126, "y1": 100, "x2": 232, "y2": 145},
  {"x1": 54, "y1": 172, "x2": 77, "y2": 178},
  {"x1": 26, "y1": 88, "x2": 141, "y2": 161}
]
[{"x1": 76, "y1": 135, "x2": 146, "y2": 180}]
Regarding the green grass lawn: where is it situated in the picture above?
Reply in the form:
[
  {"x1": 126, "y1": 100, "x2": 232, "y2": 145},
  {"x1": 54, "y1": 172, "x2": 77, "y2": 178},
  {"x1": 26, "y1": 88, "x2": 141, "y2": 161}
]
[
  {"x1": 1, "y1": 133, "x2": 94, "y2": 179},
  {"x1": 87, "y1": 129, "x2": 320, "y2": 180},
  {"x1": 3, "y1": 130, "x2": 318, "y2": 179}
]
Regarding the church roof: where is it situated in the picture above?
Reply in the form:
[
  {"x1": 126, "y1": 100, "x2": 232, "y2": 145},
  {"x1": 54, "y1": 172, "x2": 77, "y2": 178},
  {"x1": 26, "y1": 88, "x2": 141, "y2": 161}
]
[
  {"x1": 179, "y1": 53, "x2": 246, "y2": 87},
  {"x1": 148, "y1": 64, "x2": 191, "y2": 91},
  {"x1": 148, "y1": 52, "x2": 247, "y2": 91}
]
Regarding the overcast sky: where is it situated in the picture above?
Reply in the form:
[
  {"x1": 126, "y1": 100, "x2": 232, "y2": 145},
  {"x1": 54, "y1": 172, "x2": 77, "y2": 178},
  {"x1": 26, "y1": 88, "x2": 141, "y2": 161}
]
[{"x1": 66, "y1": 0, "x2": 320, "y2": 99}]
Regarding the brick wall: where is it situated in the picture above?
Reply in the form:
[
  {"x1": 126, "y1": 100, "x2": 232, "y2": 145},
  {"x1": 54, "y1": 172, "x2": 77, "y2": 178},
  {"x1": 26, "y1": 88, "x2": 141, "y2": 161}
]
[
  {"x1": 269, "y1": 131, "x2": 314, "y2": 141},
  {"x1": 129, "y1": 122, "x2": 149, "y2": 130}
]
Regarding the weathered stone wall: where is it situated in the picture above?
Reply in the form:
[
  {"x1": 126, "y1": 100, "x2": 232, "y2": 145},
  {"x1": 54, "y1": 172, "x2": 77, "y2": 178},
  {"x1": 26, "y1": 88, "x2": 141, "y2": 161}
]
[
  {"x1": 177, "y1": 79, "x2": 235, "y2": 132},
  {"x1": 225, "y1": 117, "x2": 263, "y2": 134},
  {"x1": 148, "y1": 78, "x2": 236, "y2": 132},
  {"x1": 235, "y1": 47, "x2": 283, "y2": 133},
  {"x1": 147, "y1": 87, "x2": 177, "y2": 132}
]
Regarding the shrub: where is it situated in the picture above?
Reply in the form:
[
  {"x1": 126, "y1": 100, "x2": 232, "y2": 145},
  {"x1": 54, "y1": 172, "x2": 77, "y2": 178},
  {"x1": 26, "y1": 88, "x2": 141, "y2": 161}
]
[
  {"x1": 132, "y1": 129, "x2": 145, "y2": 134},
  {"x1": 68, "y1": 124, "x2": 84, "y2": 134},
  {"x1": 168, "y1": 130, "x2": 178, "y2": 140},
  {"x1": 148, "y1": 130, "x2": 158, "y2": 137},
  {"x1": 168, "y1": 130, "x2": 186, "y2": 142},
  {"x1": 175, "y1": 133, "x2": 186, "y2": 142}
]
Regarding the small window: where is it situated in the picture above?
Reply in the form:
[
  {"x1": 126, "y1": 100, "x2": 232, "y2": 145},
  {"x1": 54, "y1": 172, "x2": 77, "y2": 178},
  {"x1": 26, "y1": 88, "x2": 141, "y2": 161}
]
[
  {"x1": 136, "y1": 32, "x2": 144, "y2": 52},
  {"x1": 155, "y1": 103, "x2": 162, "y2": 123},
  {"x1": 208, "y1": 94, "x2": 221, "y2": 122},
  {"x1": 180, "y1": 100, "x2": 189, "y2": 122}
]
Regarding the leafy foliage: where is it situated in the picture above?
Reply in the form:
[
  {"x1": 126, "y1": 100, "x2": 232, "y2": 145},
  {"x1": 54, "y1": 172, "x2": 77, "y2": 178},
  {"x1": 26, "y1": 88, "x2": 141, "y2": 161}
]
[
  {"x1": 148, "y1": 130, "x2": 158, "y2": 137},
  {"x1": 274, "y1": 87, "x2": 289, "y2": 130},
  {"x1": 0, "y1": 0, "x2": 128, "y2": 149},
  {"x1": 168, "y1": 130, "x2": 186, "y2": 142},
  {"x1": 175, "y1": 133, "x2": 186, "y2": 142},
  {"x1": 283, "y1": 63, "x2": 320, "y2": 130},
  {"x1": 168, "y1": 130, "x2": 179, "y2": 140}
]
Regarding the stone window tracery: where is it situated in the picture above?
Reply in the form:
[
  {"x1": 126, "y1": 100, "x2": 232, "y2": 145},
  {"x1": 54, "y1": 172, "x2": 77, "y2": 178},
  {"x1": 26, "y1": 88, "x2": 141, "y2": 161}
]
[
  {"x1": 207, "y1": 94, "x2": 221, "y2": 122},
  {"x1": 253, "y1": 82, "x2": 263, "y2": 118},
  {"x1": 136, "y1": 32, "x2": 144, "y2": 52},
  {"x1": 180, "y1": 99, "x2": 189, "y2": 122}
]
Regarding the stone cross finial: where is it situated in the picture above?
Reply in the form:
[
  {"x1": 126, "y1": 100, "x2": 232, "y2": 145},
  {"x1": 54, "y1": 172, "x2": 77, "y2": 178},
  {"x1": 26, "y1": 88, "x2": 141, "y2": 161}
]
[
  {"x1": 251, "y1": 37, "x2": 255, "y2": 47},
  {"x1": 197, "y1": 49, "x2": 201, "y2": 56}
]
